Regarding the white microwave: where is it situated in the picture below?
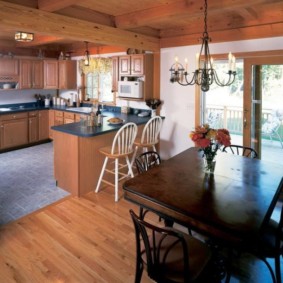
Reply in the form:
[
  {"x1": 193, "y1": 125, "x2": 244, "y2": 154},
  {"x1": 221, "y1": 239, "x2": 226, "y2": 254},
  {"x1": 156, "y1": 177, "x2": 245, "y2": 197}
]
[{"x1": 118, "y1": 81, "x2": 143, "y2": 99}]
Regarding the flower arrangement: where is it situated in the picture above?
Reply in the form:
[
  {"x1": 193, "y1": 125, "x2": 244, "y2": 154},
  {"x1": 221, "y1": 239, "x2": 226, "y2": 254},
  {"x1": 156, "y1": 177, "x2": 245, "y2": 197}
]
[{"x1": 190, "y1": 124, "x2": 231, "y2": 172}]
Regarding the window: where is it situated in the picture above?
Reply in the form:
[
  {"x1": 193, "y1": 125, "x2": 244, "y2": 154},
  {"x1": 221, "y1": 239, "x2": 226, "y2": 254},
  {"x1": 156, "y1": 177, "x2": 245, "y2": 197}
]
[{"x1": 79, "y1": 57, "x2": 114, "y2": 103}]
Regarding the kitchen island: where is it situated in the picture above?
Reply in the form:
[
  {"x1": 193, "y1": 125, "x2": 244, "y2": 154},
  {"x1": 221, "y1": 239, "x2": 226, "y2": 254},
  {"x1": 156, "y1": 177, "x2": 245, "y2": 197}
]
[{"x1": 51, "y1": 112, "x2": 151, "y2": 197}]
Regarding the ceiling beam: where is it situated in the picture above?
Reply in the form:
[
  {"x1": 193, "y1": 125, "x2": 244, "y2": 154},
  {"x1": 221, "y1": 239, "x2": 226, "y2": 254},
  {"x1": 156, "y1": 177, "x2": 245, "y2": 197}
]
[
  {"x1": 115, "y1": 0, "x2": 276, "y2": 29},
  {"x1": 38, "y1": 0, "x2": 79, "y2": 12},
  {"x1": 160, "y1": 22, "x2": 283, "y2": 48},
  {"x1": 0, "y1": 1, "x2": 160, "y2": 51}
]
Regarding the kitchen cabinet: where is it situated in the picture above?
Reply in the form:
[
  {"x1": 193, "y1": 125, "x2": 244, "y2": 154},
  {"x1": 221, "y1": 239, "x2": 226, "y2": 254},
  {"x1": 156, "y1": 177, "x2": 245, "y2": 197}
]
[
  {"x1": 49, "y1": 110, "x2": 55, "y2": 139},
  {"x1": 20, "y1": 59, "x2": 43, "y2": 89},
  {"x1": 54, "y1": 110, "x2": 64, "y2": 126},
  {"x1": 44, "y1": 60, "x2": 58, "y2": 89},
  {"x1": 0, "y1": 59, "x2": 19, "y2": 77},
  {"x1": 64, "y1": 112, "x2": 75, "y2": 124},
  {"x1": 28, "y1": 111, "x2": 38, "y2": 143},
  {"x1": 0, "y1": 112, "x2": 28, "y2": 149},
  {"x1": 58, "y1": 60, "x2": 77, "y2": 89},
  {"x1": 38, "y1": 110, "x2": 49, "y2": 140},
  {"x1": 118, "y1": 54, "x2": 154, "y2": 101},
  {"x1": 119, "y1": 54, "x2": 145, "y2": 76}
]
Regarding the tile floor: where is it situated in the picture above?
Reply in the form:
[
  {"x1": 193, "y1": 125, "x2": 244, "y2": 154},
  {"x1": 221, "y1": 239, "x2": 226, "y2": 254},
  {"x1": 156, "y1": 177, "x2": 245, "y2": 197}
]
[{"x1": 0, "y1": 142, "x2": 70, "y2": 225}]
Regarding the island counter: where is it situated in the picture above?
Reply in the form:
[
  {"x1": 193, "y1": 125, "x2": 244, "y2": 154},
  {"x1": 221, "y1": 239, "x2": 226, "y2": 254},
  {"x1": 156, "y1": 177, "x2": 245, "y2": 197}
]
[{"x1": 51, "y1": 112, "x2": 151, "y2": 197}]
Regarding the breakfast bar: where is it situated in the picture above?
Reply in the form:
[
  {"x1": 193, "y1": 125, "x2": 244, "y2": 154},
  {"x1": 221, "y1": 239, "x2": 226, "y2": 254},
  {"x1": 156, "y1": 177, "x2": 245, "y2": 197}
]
[{"x1": 52, "y1": 112, "x2": 151, "y2": 197}]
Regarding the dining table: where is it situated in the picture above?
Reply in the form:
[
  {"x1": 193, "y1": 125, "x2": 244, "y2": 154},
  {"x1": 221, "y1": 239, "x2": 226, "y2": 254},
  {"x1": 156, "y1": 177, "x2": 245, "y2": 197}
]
[{"x1": 123, "y1": 147, "x2": 283, "y2": 248}]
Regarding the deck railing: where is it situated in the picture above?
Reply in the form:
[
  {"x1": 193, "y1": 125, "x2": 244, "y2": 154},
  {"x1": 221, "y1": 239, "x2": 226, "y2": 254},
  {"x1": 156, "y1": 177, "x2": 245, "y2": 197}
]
[{"x1": 206, "y1": 106, "x2": 283, "y2": 141}]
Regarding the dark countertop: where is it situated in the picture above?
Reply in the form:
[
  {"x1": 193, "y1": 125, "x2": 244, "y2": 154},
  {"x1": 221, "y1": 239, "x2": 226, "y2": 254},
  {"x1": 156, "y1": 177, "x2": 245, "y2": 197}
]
[{"x1": 51, "y1": 111, "x2": 152, "y2": 137}]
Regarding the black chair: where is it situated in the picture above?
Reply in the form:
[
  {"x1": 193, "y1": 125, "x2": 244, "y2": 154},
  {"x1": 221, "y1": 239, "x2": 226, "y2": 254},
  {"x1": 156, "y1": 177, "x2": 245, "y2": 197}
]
[
  {"x1": 249, "y1": 182, "x2": 283, "y2": 283},
  {"x1": 135, "y1": 151, "x2": 161, "y2": 174},
  {"x1": 130, "y1": 209, "x2": 214, "y2": 283},
  {"x1": 222, "y1": 144, "x2": 258, "y2": 159},
  {"x1": 135, "y1": 151, "x2": 161, "y2": 219}
]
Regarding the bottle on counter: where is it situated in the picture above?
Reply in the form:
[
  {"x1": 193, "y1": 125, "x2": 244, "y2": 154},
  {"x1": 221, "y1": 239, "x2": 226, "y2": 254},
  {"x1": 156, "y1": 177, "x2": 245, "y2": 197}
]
[{"x1": 96, "y1": 105, "x2": 102, "y2": 126}]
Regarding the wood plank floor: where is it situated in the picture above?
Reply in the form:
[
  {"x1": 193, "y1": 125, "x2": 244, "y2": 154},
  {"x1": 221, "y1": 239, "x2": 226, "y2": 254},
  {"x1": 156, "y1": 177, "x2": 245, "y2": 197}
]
[{"x1": 0, "y1": 185, "x2": 280, "y2": 283}]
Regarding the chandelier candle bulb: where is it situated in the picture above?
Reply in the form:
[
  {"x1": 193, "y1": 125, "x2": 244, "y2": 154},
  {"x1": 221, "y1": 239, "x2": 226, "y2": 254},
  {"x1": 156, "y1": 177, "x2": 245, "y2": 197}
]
[
  {"x1": 232, "y1": 56, "x2": 236, "y2": 72},
  {"x1": 196, "y1": 53, "x2": 200, "y2": 69},
  {"x1": 175, "y1": 56, "x2": 178, "y2": 71}
]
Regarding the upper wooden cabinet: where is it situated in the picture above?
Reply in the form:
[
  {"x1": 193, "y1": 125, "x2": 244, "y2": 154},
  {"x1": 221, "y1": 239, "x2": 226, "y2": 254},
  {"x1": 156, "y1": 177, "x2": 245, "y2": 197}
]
[
  {"x1": 44, "y1": 60, "x2": 58, "y2": 89},
  {"x1": 119, "y1": 54, "x2": 145, "y2": 76},
  {"x1": 58, "y1": 60, "x2": 77, "y2": 90},
  {"x1": 20, "y1": 59, "x2": 43, "y2": 89},
  {"x1": 0, "y1": 59, "x2": 19, "y2": 77}
]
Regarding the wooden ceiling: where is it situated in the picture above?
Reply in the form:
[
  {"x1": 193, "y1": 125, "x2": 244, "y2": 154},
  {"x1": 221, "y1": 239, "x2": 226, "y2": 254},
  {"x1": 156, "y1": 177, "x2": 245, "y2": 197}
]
[{"x1": 0, "y1": 0, "x2": 282, "y2": 58}]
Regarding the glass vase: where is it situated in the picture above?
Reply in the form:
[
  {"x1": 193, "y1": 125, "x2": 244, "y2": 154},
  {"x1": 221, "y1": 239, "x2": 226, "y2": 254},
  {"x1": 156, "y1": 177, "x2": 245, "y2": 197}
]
[{"x1": 203, "y1": 156, "x2": 216, "y2": 174}]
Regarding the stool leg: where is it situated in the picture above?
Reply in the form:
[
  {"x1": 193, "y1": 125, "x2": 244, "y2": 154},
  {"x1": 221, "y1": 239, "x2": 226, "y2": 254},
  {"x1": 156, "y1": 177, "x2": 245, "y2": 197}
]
[
  {"x1": 126, "y1": 156, "x2": 134, "y2": 178},
  {"x1": 95, "y1": 157, "x2": 108, "y2": 193},
  {"x1": 115, "y1": 158, "x2": 119, "y2": 202},
  {"x1": 130, "y1": 146, "x2": 138, "y2": 168}
]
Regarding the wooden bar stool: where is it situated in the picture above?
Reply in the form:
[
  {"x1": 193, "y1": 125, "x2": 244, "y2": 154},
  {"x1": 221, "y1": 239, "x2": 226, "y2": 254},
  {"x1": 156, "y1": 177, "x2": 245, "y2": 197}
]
[
  {"x1": 95, "y1": 122, "x2": 138, "y2": 202},
  {"x1": 130, "y1": 116, "x2": 163, "y2": 168}
]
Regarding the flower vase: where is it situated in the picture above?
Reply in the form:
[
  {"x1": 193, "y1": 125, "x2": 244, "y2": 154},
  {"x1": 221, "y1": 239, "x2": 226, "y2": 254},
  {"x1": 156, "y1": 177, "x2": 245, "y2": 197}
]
[
  {"x1": 203, "y1": 156, "x2": 216, "y2": 174},
  {"x1": 151, "y1": 109, "x2": 156, "y2": 117}
]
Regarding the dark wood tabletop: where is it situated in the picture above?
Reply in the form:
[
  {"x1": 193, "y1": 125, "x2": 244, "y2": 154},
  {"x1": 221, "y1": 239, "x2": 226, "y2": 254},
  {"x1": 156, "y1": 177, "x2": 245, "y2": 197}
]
[{"x1": 123, "y1": 147, "x2": 283, "y2": 246}]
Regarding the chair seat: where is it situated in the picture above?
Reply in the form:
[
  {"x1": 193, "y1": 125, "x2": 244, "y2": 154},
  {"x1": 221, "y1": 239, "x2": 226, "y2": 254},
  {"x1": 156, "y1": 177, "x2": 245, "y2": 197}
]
[
  {"x1": 141, "y1": 229, "x2": 211, "y2": 282},
  {"x1": 99, "y1": 146, "x2": 134, "y2": 158},
  {"x1": 134, "y1": 137, "x2": 158, "y2": 147}
]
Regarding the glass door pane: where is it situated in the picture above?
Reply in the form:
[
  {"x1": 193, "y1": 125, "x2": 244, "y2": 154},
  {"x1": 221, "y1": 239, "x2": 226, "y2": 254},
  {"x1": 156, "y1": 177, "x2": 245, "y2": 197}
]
[
  {"x1": 250, "y1": 64, "x2": 283, "y2": 163},
  {"x1": 202, "y1": 59, "x2": 244, "y2": 146}
]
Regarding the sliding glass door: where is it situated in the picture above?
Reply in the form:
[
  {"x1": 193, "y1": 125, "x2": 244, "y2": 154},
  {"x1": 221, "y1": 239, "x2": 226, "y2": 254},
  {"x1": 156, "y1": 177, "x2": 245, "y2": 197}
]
[{"x1": 199, "y1": 53, "x2": 283, "y2": 164}]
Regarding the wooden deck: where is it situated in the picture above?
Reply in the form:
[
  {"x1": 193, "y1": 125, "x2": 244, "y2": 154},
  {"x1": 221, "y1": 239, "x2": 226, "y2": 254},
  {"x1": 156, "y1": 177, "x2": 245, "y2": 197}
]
[{"x1": 0, "y1": 185, "x2": 281, "y2": 283}]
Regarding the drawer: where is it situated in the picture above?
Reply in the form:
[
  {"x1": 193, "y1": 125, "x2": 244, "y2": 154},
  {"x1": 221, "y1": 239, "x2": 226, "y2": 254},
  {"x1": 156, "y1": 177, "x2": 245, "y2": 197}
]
[
  {"x1": 1, "y1": 112, "x2": 28, "y2": 121},
  {"x1": 29, "y1": 111, "x2": 38, "y2": 117},
  {"x1": 64, "y1": 112, "x2": 75, "y2": 119},
  {"x1": 55, "y1": 111, "x2": 64, "y2": 117}
]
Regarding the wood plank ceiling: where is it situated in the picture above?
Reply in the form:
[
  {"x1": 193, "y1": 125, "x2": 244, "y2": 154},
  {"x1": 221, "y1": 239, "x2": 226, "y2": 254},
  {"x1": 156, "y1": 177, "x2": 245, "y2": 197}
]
[{"x1": 0, "y1": 0, "x2": 282, "y2": 58}]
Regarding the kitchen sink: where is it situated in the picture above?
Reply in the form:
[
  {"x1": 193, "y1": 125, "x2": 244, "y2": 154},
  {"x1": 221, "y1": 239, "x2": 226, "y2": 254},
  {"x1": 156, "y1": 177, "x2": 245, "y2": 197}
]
[{"x1": 0, "y1": 107, "x2": 11, "y2": 111}]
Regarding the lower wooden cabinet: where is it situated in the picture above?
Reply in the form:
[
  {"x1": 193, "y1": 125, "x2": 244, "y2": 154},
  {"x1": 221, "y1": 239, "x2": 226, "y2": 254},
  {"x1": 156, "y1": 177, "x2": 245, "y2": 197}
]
[
  {"x1": 38, "y1": 110, "x2": 49, "y2": 140},
  {"x1": 0, "y1": 112, "x2": 28, "y2": 149},
  {"x1": 0, "y1": 110, "x2": 50, "y2": 151}
]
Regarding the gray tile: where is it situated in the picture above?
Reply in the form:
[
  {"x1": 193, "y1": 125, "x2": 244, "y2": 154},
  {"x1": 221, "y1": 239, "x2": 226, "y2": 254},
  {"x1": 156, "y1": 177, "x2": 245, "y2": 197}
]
[{"x1": 0, "y1": 142, "x2": 70, "y2": 225}]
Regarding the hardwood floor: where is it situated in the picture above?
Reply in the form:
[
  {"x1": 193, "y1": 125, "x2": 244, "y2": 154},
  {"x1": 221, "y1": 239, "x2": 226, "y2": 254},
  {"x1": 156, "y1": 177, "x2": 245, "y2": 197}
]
[{"x1": 0, "y1": 185, "x2": 281, "y2": 283}]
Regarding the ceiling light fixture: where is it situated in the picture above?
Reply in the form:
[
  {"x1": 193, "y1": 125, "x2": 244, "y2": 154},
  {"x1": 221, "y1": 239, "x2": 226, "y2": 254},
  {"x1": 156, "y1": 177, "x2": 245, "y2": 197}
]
[
  {"x1": 84, "y1": 41, "x2": 90, "y2": 66},
  {"x1": 15, "y1": 31, "x2": 34, "y2": 42},
  {"x1": 169, "y1": 0, "x2": 236, "y2": 92}
]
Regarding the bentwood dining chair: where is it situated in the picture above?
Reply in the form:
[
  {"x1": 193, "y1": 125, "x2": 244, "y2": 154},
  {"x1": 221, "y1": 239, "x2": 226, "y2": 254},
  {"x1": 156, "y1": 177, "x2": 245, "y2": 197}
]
[
  {"x1": 249, "y1": 182, "x2": 283, "y2": 283},
  {"x1": 222, "y1": 144, "x2": 258, "y2": 159},
  {"x1": 95, "y1": 122, "x2": 137, "y2": 202},
  {"x1": 129, "y1": 209, "x2": 214, "y2": 283},
  {"x1": 130, "y1": 116, "x2": 163, "y2": 168},
  {"x1": 135, "y1": 151, "x2": 162, "y2": 220}
]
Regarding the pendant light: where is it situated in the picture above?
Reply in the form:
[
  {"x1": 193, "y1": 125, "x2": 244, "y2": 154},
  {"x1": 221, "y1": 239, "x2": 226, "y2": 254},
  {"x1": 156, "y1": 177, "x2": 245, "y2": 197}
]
[
  {"x1": 84, "y1": 41, "x2": 90, "y2": 66},
  {"x1": 169, "y1": 0, "x2": 236, "y2": 92}
]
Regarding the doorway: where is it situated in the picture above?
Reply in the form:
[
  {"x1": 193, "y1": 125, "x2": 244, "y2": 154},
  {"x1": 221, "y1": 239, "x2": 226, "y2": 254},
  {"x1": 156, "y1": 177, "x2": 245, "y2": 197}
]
[{"x1": 199, "y1": 53, "x2": 283, "y2": 165}]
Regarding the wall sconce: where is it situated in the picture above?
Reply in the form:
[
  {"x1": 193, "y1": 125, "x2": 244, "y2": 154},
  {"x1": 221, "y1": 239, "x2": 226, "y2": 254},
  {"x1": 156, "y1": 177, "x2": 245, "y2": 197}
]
[
  {"x1": 84, "y1": 41, "x2": 90, "y2": 66},
  {"x1": 15, "y1": 31, "x2": 34, "y2": 42}
]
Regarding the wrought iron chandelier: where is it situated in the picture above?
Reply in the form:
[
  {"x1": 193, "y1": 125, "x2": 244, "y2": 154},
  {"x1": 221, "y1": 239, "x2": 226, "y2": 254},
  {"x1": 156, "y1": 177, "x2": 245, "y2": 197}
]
[{"x1": 169, "y1": 0, "x2": 236, "y2": 92}]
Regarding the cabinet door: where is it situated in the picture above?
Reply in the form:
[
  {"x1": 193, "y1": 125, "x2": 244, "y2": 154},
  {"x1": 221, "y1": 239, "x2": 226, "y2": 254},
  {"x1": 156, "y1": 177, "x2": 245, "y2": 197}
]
[
  {"x1": 20, "y1": 60, "x2": 32, "y2": 88},
  {"x1": 119, "y1": 56, "x2": 131, "y2": 76},
  {"x1": 49, "y1": 110, "x2": 55, "y2": 139},
  {"x1": 131, "y1": 54, "x2": 144, "y2": 75},
  {"x1": 111, "y1": 56, "x2": 119, "y2": 92},
  {"x1": 1, "y1": 118, "x2": 28, "y2": 149},
  {"x1": 29, "y1": 116, "x2": 38, "y2": 143},
  {"x1": 38, "y1": 110, "x2": 49, "y2": 140},
  {"x1": 58, "y1": 61, "x2": 77, "y2": 89},
  {"x1": 32, "y1": 60, "x2": 43, "y2": 89},
  {"x1": 0, "y1": 59, "x2": 19, "y2": 76},
  {"x1": 44, "y1": 60, "x2": 58, "y2": 89}
]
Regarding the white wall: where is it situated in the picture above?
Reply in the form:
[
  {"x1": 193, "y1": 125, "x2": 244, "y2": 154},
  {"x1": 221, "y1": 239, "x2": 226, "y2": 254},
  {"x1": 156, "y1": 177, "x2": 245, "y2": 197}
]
[{"x1": 160, "y1": 36, "x2": 283, "y2": 160}]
